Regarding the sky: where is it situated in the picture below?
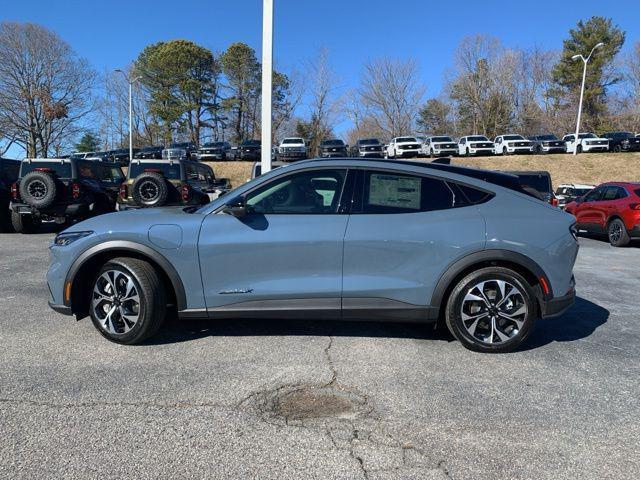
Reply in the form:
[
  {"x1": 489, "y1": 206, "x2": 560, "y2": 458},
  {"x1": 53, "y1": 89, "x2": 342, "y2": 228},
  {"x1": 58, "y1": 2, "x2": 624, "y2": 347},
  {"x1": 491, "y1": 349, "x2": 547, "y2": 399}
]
[{"x1": 2, "y1": 0, "x2": 639, "y2": 155}]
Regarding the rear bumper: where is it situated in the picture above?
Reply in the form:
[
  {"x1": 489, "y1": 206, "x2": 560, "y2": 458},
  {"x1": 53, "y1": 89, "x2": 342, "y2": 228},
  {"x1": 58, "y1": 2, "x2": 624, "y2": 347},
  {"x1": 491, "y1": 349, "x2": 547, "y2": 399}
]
[
  {"x1": 542, "y1": 289, "x2": 575, "y2": 318},
  {"x1": 10, "y1": 202, "x2": 91, "y2": 217}
]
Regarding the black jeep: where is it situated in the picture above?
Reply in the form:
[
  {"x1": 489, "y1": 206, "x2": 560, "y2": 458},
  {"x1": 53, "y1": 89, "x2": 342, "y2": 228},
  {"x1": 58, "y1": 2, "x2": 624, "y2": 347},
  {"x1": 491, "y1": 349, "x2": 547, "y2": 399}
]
[
  {"x1": 134, "y1": 146, "x2": 164, "y2": 160},
  {"x1": 117, "y1": 155, "x2": 230, "y2": 210},
  {"x1": 0, "y1": 158, "x2": 20, "y2": 232},
  {"x1": 10, "y1": 158, "x2": 124, "y2": 233}
]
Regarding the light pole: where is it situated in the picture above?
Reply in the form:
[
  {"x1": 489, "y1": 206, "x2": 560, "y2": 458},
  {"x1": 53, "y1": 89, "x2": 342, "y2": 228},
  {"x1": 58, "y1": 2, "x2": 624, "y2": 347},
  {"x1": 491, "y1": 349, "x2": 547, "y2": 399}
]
[
  {"x1": 261, "y1": 0, "x2": 273, "y2": 173},
  {"x1": 571, "y1": 42, "x2": 604, "y2": 155},
  {"x1": 115, "y1": 69, "x2": 141, "y2": 162}
]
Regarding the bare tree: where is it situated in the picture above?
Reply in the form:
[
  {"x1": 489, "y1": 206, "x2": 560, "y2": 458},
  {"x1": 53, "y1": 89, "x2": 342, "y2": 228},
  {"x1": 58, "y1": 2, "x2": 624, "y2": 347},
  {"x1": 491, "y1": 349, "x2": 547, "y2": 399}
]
[
  {"x1": 305, "y1": 48, "x2": 342, "y2": 153},
  {"x1": 0, "y1": 22, "x2": 95, "y2": 157},
  {"x1": 357, "y1": 57, "x2": 424, "y2": 138}
]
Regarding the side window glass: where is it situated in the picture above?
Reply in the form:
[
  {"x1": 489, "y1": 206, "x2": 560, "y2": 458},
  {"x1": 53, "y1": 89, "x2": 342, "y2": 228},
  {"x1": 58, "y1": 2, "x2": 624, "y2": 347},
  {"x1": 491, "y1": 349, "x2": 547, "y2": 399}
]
[
  {"x1": 196, "y1": 165, "x2": 208, "y2": 182},
  {"x1": 584, "y1": 188, "x2": 603, "y2": 202},
  {"x1": 77, "y1": 161, "x2": 98, "y2": 180},
  {"x1": 360, "y1": 171, "x2": 454, "y2": 214},
  {"x1": 185, "y1": 163, "x2": 199, "y2": 182},
  {"x1": 602, "y1": 187, "x2": 618, "y2": 201},
  {"x1": 245, "y1": 169, "x2": 346, "y2": 214}
]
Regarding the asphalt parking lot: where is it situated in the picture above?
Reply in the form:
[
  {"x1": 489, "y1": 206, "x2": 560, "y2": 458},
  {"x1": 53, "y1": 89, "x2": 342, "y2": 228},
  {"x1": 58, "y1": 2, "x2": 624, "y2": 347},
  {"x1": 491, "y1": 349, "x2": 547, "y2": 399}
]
[{"x1": 1, "y1": 232, "x2": 638, "y2": 480}]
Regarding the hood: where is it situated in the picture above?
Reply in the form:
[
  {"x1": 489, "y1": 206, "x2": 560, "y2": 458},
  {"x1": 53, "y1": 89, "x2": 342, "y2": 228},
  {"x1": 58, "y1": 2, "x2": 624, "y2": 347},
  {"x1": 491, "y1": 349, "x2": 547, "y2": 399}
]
[{"x1": 65, "y1": 207, "x2": 197, "y2": 233}]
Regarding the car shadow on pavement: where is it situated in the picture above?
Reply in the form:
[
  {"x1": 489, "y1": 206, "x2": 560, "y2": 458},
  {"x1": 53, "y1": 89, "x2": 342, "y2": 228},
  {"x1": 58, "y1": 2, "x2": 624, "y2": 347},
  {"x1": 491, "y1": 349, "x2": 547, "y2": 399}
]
[
  {"x1": 148, "y1": 296, "x2": 608, "y2": 351},
  {"x1": 519, "y1": 296, "x2": 609, "y2": 351},
  {"x1": 150, "y1": 315, "x2": 452, "y2": 346}
]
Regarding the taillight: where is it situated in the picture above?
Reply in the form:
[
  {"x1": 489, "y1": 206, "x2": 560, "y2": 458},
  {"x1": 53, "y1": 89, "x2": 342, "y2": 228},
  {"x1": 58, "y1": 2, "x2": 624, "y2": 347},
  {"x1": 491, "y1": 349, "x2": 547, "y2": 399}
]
[
  {"x1": 181, "y1": 184, "x2": 189, "y2": 202},
  {"x1": 72, "y1": 182, "x2": 81, "y2": 200},
  {"x1": 119, "y1": 183, "x2": 127, "y2": 200},
  {"x1": 551, "y1": 197, "x2": 559, "y2": 207},
  {"x1": 10, "y1": 182, "x2": 18, "y2": 200}
]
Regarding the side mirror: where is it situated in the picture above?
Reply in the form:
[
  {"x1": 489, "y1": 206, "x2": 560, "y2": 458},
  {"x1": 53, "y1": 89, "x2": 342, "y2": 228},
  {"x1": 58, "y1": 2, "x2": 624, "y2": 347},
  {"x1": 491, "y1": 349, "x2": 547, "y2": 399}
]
[{"x1": 222, "y1": 197, "x2": 248, "y2": 218}]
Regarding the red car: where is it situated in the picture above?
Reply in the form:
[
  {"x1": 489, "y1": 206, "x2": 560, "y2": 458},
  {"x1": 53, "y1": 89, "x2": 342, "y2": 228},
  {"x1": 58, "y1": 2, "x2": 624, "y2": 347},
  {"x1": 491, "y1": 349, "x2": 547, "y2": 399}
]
[{"x1": 565, "y1": 182, "x2": 640, "y2": 247}]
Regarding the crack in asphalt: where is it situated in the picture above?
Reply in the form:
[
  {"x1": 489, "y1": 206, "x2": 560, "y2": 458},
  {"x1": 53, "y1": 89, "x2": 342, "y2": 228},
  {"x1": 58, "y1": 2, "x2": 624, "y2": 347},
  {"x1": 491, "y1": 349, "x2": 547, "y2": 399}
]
[{"x1": 0, "y1": 397, "x2": 234, "y2": 411}]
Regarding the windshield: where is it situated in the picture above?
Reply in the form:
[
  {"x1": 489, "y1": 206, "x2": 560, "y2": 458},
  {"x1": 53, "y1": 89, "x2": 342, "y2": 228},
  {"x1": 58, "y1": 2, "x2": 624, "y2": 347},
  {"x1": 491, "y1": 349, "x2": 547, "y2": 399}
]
[
  {"x1": 537, "y1": 135, "x2": 557, "y2": 141},
  {"x1": 282, "y1": 138, "x2": 304, "y2": 144},
  {"x1": 242, "y1": 140, "x2": 260, "y2": 146},
  {"x1": 468, "y1": 136, "x2": 489, "y2": 141},
  {"x1": 358, "y1": 139, "x2": 380, "y2": 145},
  {"x1": 163, "y1": 148, "x2": 187, "y2": 160},
  {"x1": 128, "y1": 163, "x2": 181, "y2": 180},
  {"x1": 20, "y1": 161, "x2": 72, "y2": 178},
  {"x1": 503, "y1": 135, "x2": 524, "y2": 141},
  {"x1": 578, "y1": 133, "x2": 596, "y2": 139},
  {"x1": 396, "y1": 137, "x2": 417, "y2": 143},
  {"x1": 431, "y1": 136, "x2": 453, "y2": 142},
  {"x1": 516, "y1": 174, "x2": 551, "y2": 193},
  {"x1": 322, "y1": 140, "x2": 345, "y2": 146},
  {"x1": 203, "y1": 142, "x2": 224, "y2": 148}
]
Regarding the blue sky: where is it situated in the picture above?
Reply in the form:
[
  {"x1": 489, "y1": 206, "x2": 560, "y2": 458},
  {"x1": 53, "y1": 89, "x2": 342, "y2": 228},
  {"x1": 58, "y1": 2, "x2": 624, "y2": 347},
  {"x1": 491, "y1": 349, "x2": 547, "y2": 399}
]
[{"x1": 2, "y1": 0, "x2": 639, "y2": 153}]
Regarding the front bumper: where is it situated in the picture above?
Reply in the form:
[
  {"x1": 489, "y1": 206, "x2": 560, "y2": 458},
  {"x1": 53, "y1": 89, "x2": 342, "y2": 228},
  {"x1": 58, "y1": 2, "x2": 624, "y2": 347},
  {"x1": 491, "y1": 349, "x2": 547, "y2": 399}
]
[
  {"x1": 278, "y1": 151, "x2": 307, "y2": 160},
  {"x1": 396, "y1": 149, "x2": 420, "y2": 158},
  {"x1": 506, "y1": 146, "x2": 534, "y2": 154},
  {"x1": 542, "y1": 145, "x2": 566, "y2": 153},
  {"x1": 240, "y1": 150, "x2": 260, "y2": 160},
  {"x1": 199, "y1": 152, "x2": 226, "y2": 160},
  {"x1": 583, "y1": 144, "x2": 608, "y2": 152},
  {"x1": 432, "y1": 148, "x2": 457, "y2": 156},
  {"x1": 321, "y1": 151, "x2": 347, "y2": 158},
  {"x1": 468, "y1": 148, "x2": 494, "y2": 155}
]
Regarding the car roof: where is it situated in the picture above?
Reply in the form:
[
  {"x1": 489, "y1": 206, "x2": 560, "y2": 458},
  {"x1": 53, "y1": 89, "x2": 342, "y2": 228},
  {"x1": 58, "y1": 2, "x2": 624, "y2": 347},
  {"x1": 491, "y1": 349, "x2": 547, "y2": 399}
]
[
  {"x1": 290, "y1": 158, "x2": 536, "y2": 197},
  {"x1": 129, "y1": 158, "x2": 191, "y2": 164}
]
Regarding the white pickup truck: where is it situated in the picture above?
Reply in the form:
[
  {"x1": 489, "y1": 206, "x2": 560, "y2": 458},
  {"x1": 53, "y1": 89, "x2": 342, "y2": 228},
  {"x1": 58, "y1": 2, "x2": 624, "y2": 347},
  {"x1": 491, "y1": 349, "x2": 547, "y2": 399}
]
[
  {"x1": 385, "y1": 136, "x2": 422, "y2": 159},
  {"x1": 277, "y1": 137, "x2": 308, "y2": 161},
  {"x1": 563, "y1": 133, "x2": 609, "y2": 153}
]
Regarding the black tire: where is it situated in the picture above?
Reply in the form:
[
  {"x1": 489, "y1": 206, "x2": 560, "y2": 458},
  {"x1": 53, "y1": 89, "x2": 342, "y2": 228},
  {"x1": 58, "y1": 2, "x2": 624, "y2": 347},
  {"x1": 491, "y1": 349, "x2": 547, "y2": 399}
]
[
  {"x1": 607, "y1": 218, "x2": 630, "y2": 247},
  {"x1": 536, "y1": 145, "x2": 543, "y2": 154},
  {"x1": 613, "y1": 145, "x2": 622, "y2": 153},
  {"x1": 445, "y1": 267, "x2": 537, "y2": 353},
  {"x1": 131, "y1": 172, "x2": 169, "y2": 208},
  {"x1": 576, "y1": 144, "x2": 583, "y2": 154},
  {"x1": 20, "y1": 171, "x2": 58, "y2": 208},
  {"x1": 89, "y1": 257, "x2": 167, "y2": 344},
  {"x1": 11, "y1": 210, "x2": 41, "y2": 234}
]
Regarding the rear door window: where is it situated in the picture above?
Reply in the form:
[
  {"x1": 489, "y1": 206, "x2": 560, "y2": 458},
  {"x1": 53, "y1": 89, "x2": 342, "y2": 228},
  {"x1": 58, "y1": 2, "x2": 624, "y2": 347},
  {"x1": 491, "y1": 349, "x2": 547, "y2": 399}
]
[
  {"x1": 583, "y1": 187, "x2": 604, "y2": 202},
  {"x1": 358, "y1": 170, "x2": 454, "y2": 214},
  {"x1": 128, "y1": 163, "x2": 181, "y2": 180}
]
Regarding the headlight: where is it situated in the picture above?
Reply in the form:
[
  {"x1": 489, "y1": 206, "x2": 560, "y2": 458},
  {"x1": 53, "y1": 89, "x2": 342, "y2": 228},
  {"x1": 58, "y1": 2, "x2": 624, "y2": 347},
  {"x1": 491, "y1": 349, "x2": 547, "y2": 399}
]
[{"x1": 53, "y1": 231, "x2": 93, "y2": 246}]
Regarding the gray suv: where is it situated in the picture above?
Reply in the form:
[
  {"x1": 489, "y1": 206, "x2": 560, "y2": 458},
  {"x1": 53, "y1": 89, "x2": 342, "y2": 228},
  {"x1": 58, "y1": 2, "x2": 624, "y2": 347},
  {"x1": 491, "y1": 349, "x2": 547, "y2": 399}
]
[{"x1": 47, "y1": 159, "x2": 577, "y2": 352}]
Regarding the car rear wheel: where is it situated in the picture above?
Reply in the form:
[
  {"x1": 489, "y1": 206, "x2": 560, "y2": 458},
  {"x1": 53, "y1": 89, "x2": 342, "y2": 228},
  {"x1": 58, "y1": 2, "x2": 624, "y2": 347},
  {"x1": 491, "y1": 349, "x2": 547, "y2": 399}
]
[
  {"x1": 608, "y1": 218, "x2": 630, "y2": 247},
  {"x1": 11, "y1": 211, "x2": 41, "y2": 234},
  {"x1": 613, "y1": 145, "x2": 622, "y2": 153},
  {"x1": 89, "y1": 257, "x2": 167, "y2": 344},
  {"x1": 445, "y1": 267, "x2": 536, "y2": 353}
]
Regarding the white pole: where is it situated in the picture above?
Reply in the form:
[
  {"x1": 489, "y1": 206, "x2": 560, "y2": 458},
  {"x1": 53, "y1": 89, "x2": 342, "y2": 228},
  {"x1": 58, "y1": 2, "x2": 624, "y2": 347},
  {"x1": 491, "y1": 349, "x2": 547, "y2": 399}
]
[
  {"x1": 573, "y1": 58, "x2": 587, "y2": 156},
  {"x1": 261, "y1": 0, "x2": 273, "y2": 173},
  {"x1": 128, "y1": 81, "x2": 133, "y2": 162}
]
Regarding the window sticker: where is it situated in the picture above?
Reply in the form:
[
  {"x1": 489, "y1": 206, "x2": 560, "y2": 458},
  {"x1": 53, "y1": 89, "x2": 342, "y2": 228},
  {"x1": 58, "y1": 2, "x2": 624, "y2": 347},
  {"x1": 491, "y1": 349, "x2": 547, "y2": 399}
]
[{"x1": 368, "y1": 173, "x2": 421, "y2": 209}]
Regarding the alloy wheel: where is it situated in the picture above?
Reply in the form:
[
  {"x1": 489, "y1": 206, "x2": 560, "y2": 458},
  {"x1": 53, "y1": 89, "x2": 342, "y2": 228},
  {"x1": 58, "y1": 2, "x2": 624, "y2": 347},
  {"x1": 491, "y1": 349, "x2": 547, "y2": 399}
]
[
  {"x1": 92, "y1": 270, "x2": 140, "y2": 335},
  {"x1": 609, "y1": 222, "x2": 622, "y2": 243},
  {"x1": 139, "y1": 180, "x2": 159, "y2": 201},
  {"x1": 28, "y1": 180, "x2": 47, "y2": 199},
  {"x1": 460, "y1": 279, "x2": 527, "y2": 345}
]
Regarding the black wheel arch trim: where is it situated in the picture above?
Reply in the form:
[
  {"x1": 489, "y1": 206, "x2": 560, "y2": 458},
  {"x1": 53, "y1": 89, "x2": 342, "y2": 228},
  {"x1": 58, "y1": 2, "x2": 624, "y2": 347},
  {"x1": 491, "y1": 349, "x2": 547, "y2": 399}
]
[
  {"x1": 430, "y1": 249, "x2": 552, "y2": 311},
  {"x1": 64, "y1": 240, "x2": 187, "y2": 311}
]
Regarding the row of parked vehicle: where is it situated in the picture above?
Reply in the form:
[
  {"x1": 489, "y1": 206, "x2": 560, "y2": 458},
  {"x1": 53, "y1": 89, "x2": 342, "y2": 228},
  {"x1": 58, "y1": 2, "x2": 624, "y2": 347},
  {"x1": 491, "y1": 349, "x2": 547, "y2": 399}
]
[{"x1": 0, "y1": 149, "x2": 231, "y2": 234}]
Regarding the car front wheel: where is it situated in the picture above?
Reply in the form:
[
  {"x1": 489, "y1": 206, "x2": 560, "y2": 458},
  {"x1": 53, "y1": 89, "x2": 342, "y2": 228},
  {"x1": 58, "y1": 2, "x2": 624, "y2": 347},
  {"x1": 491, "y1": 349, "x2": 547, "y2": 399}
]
[
  {"x1": 89, "y1": 257, "x2": 167, "y2": 344},
  {"x1": 445, "y1": 267, "x2": 536, "y2": 353}
]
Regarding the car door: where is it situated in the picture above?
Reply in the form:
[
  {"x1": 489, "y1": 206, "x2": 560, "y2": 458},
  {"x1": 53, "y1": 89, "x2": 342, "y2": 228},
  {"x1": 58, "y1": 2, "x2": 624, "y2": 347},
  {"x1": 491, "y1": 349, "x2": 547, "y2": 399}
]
[
  {"x1": 575, "y1": 186, "x2": 605, "y2": 230},
  {"x1": 341, "y1": 169, "x2": 486, "y2": 317},
  {"x1": 458, "y1": 137, "x2": 466, "y2": 155},
  {"x1": 197, "y1": 167, "x2": 350, "y2": 316},
  {"x1": 595, "y1": 186, "x2": 625, "y2": 228}
]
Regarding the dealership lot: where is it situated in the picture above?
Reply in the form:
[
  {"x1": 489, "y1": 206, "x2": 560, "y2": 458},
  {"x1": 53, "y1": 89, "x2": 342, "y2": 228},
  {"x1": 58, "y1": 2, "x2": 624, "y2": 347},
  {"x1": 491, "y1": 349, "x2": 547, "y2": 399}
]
[{"x1": 0, "y1": 232, "x2": 638, "y2": 479}]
